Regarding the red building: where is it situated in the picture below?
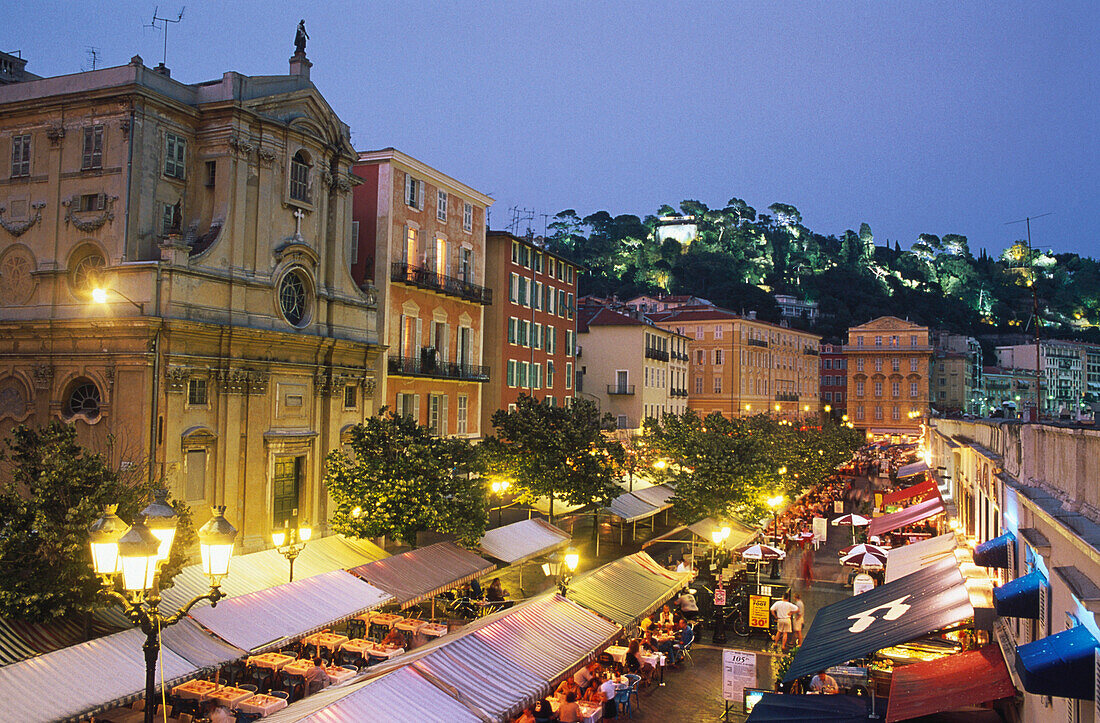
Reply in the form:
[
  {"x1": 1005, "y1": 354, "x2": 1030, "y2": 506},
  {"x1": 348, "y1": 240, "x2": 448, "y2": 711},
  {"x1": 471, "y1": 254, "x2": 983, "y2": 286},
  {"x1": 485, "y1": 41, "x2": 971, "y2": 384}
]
[
  {"x1": 820, "y1": 342, "x2": 847, "y2": 418},
  {"x1": 482, "y1": 231, "x2": 579, "y2": 420}
]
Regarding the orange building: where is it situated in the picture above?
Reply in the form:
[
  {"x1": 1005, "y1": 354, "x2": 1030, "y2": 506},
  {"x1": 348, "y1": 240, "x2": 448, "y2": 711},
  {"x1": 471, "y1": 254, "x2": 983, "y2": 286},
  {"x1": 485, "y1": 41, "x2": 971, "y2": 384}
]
[
  {"x1": 352, "y1": 149, "x2": 493, "y2": 437},
  {"x1": 649, "y1": 305, "x2": 821, "y2": 420},
  {"x1": 482, "y1": 231, "x2": 579, "y2": 419},
  {"x1": 844, "y1": 316, "x2": 932, "y2": 436}
]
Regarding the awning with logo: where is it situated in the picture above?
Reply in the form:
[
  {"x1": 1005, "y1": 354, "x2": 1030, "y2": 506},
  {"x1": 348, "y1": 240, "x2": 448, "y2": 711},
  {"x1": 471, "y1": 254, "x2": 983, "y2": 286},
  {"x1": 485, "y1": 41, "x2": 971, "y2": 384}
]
[
  {"x1": 881, "y1": 477, "x2": 938, "y2": 507},
  {"x1": 993, "y1": 569, "x2": 1046, "y2": 619},
  {"x1": 885, "y1": 644, "x2": 1016, "y2": 722},
  {"x1": 867, "y1": 496, "x2": 945, "y2": 537},
  {"x1": 1015, "y1": 624, "x2": 1100, "y2": 700},
  {"x1": 784, "y1": 556, "x2": 974, "y2": 682},
  {"x1": 973, "y1": 531, "x2": 1015, "y2": 569}
]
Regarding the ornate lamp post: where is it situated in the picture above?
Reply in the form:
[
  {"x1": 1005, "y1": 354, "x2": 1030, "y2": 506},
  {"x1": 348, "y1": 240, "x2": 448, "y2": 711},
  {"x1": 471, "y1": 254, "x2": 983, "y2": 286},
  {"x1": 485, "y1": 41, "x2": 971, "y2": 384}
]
[
  {"x1": 272, "y1": 515, "x2": 312, "y2": 583},
  {"x1": 545, "y1": 547, "x2": 580, "y2": 596},
  {"x1": 767, "y1": 493, "x2": 784, "y2": 580},
  {"x1": 89, "y1": 496, "x2": 237, "y2": 723}
]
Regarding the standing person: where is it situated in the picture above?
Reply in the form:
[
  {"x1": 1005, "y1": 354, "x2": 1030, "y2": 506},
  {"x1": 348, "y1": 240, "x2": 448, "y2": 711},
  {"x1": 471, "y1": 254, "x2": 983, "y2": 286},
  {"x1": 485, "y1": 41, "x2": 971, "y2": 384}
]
[
  {"x1": 487, "y1": 578, "x2": 506, "y2": 602},
  {"x1": 770, "y1": 592, "x2": 799, "y2": 651},
  {"x1": 676, "y1": 588, "x2": 699, "y2": 620},
  {"x1": 799, "y1": 546, "x2": 815, "y2": 588},
  {"x1": 792, "y1": 593, "x2": 805, "y2": 646}
]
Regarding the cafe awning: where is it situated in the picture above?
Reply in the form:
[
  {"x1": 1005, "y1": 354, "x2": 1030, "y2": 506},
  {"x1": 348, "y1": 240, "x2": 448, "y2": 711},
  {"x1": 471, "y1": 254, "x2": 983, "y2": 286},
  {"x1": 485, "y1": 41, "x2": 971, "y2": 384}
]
[
  {"x1": 885, "y1": 644, "x2": 1016, "y2": 722},
  {"x1": 993, "y1": 569, "x2": 1046, "y2": 619},
  {"x1": 867, "y1": 496, "x2": 945, "y2": 537},
  {"x1": 190, "y1": 570, "x2": 391, "y2": 653},
  {"x1": 1015, "y1": 624, "x2": 1100, "y2": 700},
  {"x1": 478, "y1": 518, "x2": 571, "y2": 565},
  {"x1": 566, "y1": 552, "x2": 691, "y2": 627},
  {"x1": 349, "y1": 541, "x2": 495, "y2": 609},
  {"x1": 896, "y1": 461, "x2": 930, "y2": 478},
  {"x1": 974, "y1": 531, "x2": 1015, "y2": 569},
  {"x1": 631, "y1": 483, "x2": 676, "y2": 509},
  {"x1": 0, "y1": 627, "x2": 197, "y2": 722},
  {"x1": 746, "y1": 692, "x2": 880, "y2": 721},
  {"x1": 642, "y1": 517, "x2": 757, "y2": 552},
  {"x1": 605, "y1": 492, "x2": 662, "y2": 522},
  {"x1": 159, "y1": 534, "x2": 388, "y2": 612},
  {"x1": 881, "y1": 477, "x2": 938, "y2": 507},
  {"x1": 785, "y1": 556, "x2": 974, "y2": 682},
  {"x1": 160, "y1": 617, "x2": 247, "y2": 669},
  {"x1": 884, "y1": 533, "x2": 958, "y2": 583}
]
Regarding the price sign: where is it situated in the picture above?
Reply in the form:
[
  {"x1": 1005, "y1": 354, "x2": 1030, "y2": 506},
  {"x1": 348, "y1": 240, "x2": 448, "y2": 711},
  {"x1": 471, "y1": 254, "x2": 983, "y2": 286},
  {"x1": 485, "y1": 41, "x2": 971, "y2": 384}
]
[
  {"x1": 749, "y1": 595, "x2": 770, "y2": 628},
  {"x1": 722, "y1": 649, "x2": 756, "y2": 702},
  {"x1": 714, "y1": 587, "x2": 727, "y2": 606}
]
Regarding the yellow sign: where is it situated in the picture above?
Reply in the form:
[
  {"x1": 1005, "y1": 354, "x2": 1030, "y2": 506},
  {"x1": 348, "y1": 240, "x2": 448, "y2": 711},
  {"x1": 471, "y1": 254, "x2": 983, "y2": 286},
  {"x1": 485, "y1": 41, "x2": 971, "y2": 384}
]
[{"x1": 749, "y1": 595, "x2": 770, "y2": 629}]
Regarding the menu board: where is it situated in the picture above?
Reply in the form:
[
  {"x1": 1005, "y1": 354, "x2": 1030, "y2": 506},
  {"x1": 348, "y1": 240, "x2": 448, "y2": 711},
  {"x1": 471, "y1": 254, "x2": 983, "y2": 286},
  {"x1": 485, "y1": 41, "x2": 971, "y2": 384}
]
[
  {"x1": 812, "y1": 516, "x2": 828, "y2": 543},
  {"x1": 722, "y1": 648, "x2": 756, "y2": 702},
  {"x1": 749, "y1": 595, "x2": 770, "y2": 628}
]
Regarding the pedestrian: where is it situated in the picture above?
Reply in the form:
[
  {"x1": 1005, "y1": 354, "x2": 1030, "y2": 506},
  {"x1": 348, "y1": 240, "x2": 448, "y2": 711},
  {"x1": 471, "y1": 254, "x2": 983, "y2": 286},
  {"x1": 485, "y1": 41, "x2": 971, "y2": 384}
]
[
  {"x1": 799, "y1": 547, "x2": 815, "y2": 588},
  {"x1": 770, "y1": 592, "x2": 799, "y2": 651},
  {"x1": 676, "y1": 588, "x2": 699, "y2": 620},
  {"x1": 792, "y1": 592, "x2": 805, "y2": 646}
]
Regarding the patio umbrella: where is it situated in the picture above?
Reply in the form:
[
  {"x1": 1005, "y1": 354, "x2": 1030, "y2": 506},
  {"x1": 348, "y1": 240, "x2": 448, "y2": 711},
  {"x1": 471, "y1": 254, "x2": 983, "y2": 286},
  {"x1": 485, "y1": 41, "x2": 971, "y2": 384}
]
[
  {"x1": 734, "y1": 544, "x2": 786, "y2": 585},
  {"x1": 840, "y1": 551, "x2": 885, "y2": 570},
  {"x1": 831, "y1": 513, "x2": 870, "y2": 543},
  {"x1": 838, "y1": 543, "x2": 888, "y2": 561}
]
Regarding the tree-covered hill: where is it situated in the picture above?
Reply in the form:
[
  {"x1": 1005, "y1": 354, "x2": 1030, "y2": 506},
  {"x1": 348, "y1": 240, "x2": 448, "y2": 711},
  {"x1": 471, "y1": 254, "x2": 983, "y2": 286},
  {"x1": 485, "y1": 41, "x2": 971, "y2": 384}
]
[{"x1": 543, "y1": 200, "x2": 1100, "y2": 344}]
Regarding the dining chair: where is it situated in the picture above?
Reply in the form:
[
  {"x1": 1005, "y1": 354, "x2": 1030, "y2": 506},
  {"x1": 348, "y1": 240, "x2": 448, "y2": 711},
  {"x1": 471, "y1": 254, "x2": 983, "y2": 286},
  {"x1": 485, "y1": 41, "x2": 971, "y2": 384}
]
[
  {"x1": 269, "y1": 691, "x2": 289, "y2": 701},
  {"x1": 238, "y1": 683, "x2": 258, "y2": 694}
]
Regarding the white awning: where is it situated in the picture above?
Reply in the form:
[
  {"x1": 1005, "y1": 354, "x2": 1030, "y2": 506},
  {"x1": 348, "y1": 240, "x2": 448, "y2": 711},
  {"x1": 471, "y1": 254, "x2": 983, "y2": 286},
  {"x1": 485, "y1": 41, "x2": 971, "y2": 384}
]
[
  {"x1": 630, "y1": 484, "x2": 675, "y2": 509},
  {"x1": 897, "y1": 461, "x2": 931, "y2": 478},
  {"x1": 0, "y1": 627, "x2": 196, "y2": 722},
  {"x1": 479, "y1": 518, "x2": 571, "y2": 565},
  {"x1": 605, "y1": 492, "x2": 661, "y2": 522},
  {"x1": 885, "y1": 533, "x2": 959, "y2": 583},
  {"x1": 190, "y1": 570, "x2": 391, "y2": 653}
]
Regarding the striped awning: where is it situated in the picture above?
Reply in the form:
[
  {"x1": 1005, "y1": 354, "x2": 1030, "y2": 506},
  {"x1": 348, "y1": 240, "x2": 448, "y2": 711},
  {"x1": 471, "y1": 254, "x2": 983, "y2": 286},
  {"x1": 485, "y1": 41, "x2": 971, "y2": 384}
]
[
  {"x1": 478, "y1": 518, "x2": 571, "y2": 565},
  {"x1": 605, "y1": 492, "x2": 662, "y2": 522},
  {"x1": 630, "y1": 484, "x2": 675, "y2": 509},
  {"x1": 566, "y1": 552, "x2": 691, "y2": 627},
  {"x1": 349, "y1": 542, "x2": 495, "y2": 609}
]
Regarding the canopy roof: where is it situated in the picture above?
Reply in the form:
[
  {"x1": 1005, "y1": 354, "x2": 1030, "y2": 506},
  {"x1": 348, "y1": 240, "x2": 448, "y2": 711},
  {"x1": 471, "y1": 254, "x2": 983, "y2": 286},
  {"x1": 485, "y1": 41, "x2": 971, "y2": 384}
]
[
  {"x1": 884, "y1": 533, "x2": 958, "y2": 583},
  {"x1": 896, "y1": 461, "x2": 930, "y2": 478},
  {"x1": 605, "y1": 491, "x2": 662, "y2": 522},
  {"x1": 160, "y1": 617, "x2": 247, "y2": 669},
  {"x1": 0, "y1": 627, "x2": 196, "y2": 722},
  {"x1": 886, "y1": 644, "x2": 1016, "y2": 722},
  {"x1": 746, "y1": 692, "x2": 881, "y2": 721},
  {"x1": 566, "y1": 552, "x2": 691, "y2": 627},
  {"x1": 881, "y1": 477, "x2": 938, "y2": 507},
  {"x1": 349, "y1": 541, "x2": 495, "y2": 609},
  {"x1": 785, "y1": 556, "x2": 974, "y2": 682},
  {"x1": 643, "y1": 517, "x2": 757, "y2": 552},
  {"x1": 159, "y1": 534, "x2": 387, "y2": 611},
  {"x1": 867, "y1": 496, "x2": 945, "y2": 537},
  {"x1": 190, "y1": 570, "x2": 391, "y2": 653},
  {"x1": 478, "y1": 518, "x2": 571, "y2": 565},
  {"x1": 1015, "y1": 624, "x2": 1100, "y2": 700},
  {"x1": 974, "y1": 531, "x2": 1015, "y2": 569},
  {"x1": 994, "y1": 569, "x2": 1046, "y2": 619},
  {"x1": 630, "y1": 483, "x2": 676, "y2": 509}
]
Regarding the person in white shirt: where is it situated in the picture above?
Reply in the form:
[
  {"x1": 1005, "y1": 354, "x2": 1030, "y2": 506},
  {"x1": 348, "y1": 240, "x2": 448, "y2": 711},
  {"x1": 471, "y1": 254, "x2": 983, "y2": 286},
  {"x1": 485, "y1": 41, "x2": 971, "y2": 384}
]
[
  {"x1": 810, "y1": 670, "x2": 839, "y2": 694},
  {"x1": 770, "y1": 592, "x2": 800, "y2": 651},
  {"x1": 792, "y1": 592, "x2": 805, "y2": 646}
]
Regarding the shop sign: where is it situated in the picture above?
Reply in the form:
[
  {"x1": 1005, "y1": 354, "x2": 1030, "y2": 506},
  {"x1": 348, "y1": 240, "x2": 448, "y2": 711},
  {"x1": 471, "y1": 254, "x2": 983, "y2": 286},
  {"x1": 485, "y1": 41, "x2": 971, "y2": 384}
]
[
  {"x1": 749, "y1": 594, "x2": 770, "y2": 628},
  {"x1": 852, "y1": 573, "x2": 876, "y2": 596},
  {"x1": 714, "y1": 586, "x2": 727, "y2": 606},
  {"x1": 722, "y1": 648, "x2": 756, "y2": 702}
]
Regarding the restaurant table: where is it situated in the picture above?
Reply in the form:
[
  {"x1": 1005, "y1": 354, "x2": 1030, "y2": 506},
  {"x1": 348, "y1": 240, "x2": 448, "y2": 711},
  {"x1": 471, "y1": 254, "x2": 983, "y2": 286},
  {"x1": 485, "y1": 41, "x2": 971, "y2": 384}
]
[
  {"x1": 302, "y1": 631, "x2": 349, "y2": 653},
  {"x1": 283, "y1": 658, "x2": 358, "y2": 685},
  {"x1": 172, "y1": 678, "x2": 221, "y2": 700},
  {"x1": 236, "y1": 693, "x2": 289, "y2": 716},
  {"x1": 248, "y1": 652, "x2": 296, "y2": 670},
  {"x1": 549, "y1": 697, "x2": 603, "y2": 723},
  {"x1": 420, "y1": 622, "x2": 448, "y2": 638},
  {"x1": 605, "y1": 645, "x2": 629, "y2": 664},
  {"x1": 340, "y1": 638, "x2": 373, "y2": 656},
  {"x1": 367, "y1": 612, "x2": 403, "y2": 628},
  {"x1": 207, "y1": 686, "x2": 255, "y2": 708},
  {"x1": 358, "y1": 641, "x2": 405, "y2": 660},
  {"x1": 394, "y1": 618, "x2": 426, "y2": 634}
]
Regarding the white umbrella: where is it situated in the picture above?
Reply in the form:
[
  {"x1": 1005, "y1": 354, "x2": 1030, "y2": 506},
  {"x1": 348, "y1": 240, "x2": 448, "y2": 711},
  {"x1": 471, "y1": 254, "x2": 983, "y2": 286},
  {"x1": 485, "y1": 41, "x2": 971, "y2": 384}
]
[
  {"x1": 734, "y1": 544, "x2": 786, "y2": 585},
  {"x1": 831, "y1": 513, "x2": 870, "y2": 543},
  {"x1": 841, "y1": 551, "x2": 885, "y2": 570},
  {"x1": 838, "y1": 543, "x2": 888, "y2": 561}
]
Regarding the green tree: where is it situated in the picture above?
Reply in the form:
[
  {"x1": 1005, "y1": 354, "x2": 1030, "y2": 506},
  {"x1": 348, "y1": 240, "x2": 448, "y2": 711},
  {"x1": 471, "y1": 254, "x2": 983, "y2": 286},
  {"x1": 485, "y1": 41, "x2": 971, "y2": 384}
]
[
  {"x1": 0, "y1": 423, "x2": 194, "y2": 623},
  {"x1": 325, "y1": 411, "x2": 487, "y2": 547},
  {"x1": 484, "y1": 395, "x2": 622, "y2": 524}
]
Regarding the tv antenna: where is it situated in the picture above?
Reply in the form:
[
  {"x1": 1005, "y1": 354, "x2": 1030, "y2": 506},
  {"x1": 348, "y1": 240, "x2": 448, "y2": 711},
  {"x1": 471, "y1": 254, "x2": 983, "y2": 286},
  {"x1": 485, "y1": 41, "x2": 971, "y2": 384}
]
[
  {"x1": 84, "y1": 47, "x2": 101, "y2": 71},
  {"x1": 1004, "y1": 211, "x2": 1053, "y2": 420},
  {"x1": 147, "y1": 6, "x2": 185, "y2": 67},
  {"x1": 507, "y1": 206, "x2": 536, "y2": 236}
]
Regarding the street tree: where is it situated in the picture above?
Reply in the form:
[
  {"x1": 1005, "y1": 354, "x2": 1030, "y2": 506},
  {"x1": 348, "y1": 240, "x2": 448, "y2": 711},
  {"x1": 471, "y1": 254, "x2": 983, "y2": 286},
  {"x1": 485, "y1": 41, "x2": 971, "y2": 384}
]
[
  {"x1": 484, "y1": 395, "x2": 622, "y2": 525},
  {"x1": 0, "y1": 422, "x2": 194, "y2": 623},
  {"x1": 325, "y1": 410, "x2": 487, "y2": 547}
]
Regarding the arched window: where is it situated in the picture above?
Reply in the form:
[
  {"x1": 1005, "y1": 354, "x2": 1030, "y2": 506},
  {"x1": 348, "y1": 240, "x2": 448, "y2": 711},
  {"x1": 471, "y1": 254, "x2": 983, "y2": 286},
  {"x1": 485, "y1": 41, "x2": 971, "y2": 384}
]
[
  {"x1": 279, "y1": 269, "x2": 310, "y2": 327},
  {"x1": 290, "y1": 150, "x2": 311, "y2": 203},
  {"x1": 70, "y1": 249, "x2": 106, "y2": 297},
  {"x1": 65, "y1": 379, "x2": 101, "y2": 419}
]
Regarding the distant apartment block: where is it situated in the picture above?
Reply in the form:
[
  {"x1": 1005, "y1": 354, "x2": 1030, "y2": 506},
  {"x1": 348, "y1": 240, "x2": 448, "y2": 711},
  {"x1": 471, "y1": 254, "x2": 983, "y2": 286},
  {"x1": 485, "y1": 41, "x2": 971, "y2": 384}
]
[
  {"x1": 845, "y1": 317, "x2": 932, "y2": 435},
  {"x1": 819, "y1": 343, "x2": 847, "y2": 417}
]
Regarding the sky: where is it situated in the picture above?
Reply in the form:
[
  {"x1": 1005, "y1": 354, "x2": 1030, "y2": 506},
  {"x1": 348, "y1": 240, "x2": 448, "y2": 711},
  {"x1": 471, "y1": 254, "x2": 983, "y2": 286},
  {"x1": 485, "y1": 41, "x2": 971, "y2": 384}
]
[{"x1": 9, "y1": 1, "x2": 1099, "y2": 257}]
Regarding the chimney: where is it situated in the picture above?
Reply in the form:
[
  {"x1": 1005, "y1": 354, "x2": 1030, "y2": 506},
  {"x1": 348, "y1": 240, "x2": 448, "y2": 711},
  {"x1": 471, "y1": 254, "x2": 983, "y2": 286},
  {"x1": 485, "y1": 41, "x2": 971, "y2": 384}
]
[{"x1": 153, "y1": 62, "x2": 171, "y2": 77}]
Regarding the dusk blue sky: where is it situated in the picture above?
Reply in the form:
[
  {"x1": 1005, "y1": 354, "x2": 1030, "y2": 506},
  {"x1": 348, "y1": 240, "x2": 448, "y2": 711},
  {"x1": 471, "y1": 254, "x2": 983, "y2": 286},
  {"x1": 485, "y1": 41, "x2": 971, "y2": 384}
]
[{"x1": 10, "y1": 1, "x2": 1098, "y2": 257}]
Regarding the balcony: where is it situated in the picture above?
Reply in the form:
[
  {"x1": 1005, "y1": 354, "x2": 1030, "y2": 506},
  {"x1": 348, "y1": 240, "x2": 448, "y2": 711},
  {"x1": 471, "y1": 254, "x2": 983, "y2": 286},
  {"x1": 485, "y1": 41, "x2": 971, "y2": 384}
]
[
  {"x1": 747, "y1": 338, "x2": 769, "y2": 348},
  {"x1": 388, "y1": 351, "x2": 490, "y2": 383},
  {"x1": 775, "y1": 392, "x2": 800, "y2": 402},
  {"x1": 390, "y1": 262, "x2": 492, "y2": 305},
  {"x1": 803, "y1": 346, "x2": 819, "y2": 356},
  {"x1": 670, "y1": 388, "x2": 688, "y2": 398},
  {"x1": 607, "y1": 384, "x2": 636, "y2": 395},
  {"x1": 645, "y1": 347, "x2": 670, "y2": 362}
]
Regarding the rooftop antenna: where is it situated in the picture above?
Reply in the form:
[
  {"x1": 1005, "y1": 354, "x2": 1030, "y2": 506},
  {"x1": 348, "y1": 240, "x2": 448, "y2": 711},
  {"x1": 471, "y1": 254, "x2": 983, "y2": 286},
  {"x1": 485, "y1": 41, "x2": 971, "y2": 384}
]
[
  {"x1": 147, "y1": 6, "x2": 185, "y2": 68},
  {"x1": 507, "y1": 206, "x2": 536, "y2": 236},
  {"x1": 1005, "y1": 212, "x2": 1053, "y2": 420},
  {"x1": 85, "y1": 47, "x2": 100, "y2": 71}
]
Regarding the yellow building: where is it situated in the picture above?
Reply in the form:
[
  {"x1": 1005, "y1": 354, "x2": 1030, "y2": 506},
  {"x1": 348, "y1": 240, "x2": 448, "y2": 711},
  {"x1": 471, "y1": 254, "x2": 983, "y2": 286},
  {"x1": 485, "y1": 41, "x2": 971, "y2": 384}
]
[
  {"x1": 649, "y1": 305, "x2": 821, "y2": 420},
  {"x1": 0, "y1": 53, "x2": 380, "y2": 550},
  {"x1": 845, "y1": 316, "x2": 932, "y2": 436}
]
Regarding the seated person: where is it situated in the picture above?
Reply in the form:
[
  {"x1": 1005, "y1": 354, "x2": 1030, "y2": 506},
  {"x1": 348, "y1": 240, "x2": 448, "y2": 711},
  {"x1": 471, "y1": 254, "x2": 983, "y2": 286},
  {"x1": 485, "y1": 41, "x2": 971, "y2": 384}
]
[
  {"x1": 469, "y1": 578, "x2": 484, "y2": 600},
  {"x1": 208, "y1": 706, "x2": 233, "y2": 723},
  {"x1": 514, "y1": 708, "x2": 536, "y2": 723},
  {"x1": 303, "y1": 656, "x2": 333, "y2": 695},
  {"x1": 532, "y1": 697, "x2": 554, "y2": 723},
  {"x1": 657, "y1": 604, "x2": 675, "y2": 629},
  {"x1": 557, "y1": 691, "x2": 582, "y2": 723},
  {"x1": 555, "y1": 676, "x2": 580, "y2": 701},
  {"x1": 381, "y1": 627, "x2": 407, "y2": 649},
  {"x1": 598, "y1": 674, "x2": 620, "y2": 718},
  {"x1": 486, "y1": 578, "x2": 507, "y2": 602},
  {"x1": 810, "y1": 670, "x2": 839, "y2": 694},
  {"x1": 581, "y1": 674, "x2": 605, "y2": 703},
  {"x1": 573, "y1": 662, "x2": 597, "y2": 691},
  {"x1": 677, "y1": 588, "x2": 699, "y2": 620},
  {"x1": 625, "y1": 639, "x2": 655, "y2": 685},
  {"x1": 670, "y1": 620, "x2": 694, "y2": 664}
]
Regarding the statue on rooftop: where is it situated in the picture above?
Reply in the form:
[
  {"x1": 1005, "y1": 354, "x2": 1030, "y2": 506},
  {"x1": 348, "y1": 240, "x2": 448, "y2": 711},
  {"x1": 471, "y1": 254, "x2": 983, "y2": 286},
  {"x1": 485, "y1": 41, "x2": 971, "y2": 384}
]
[{"x1": 294, "y1": 20, "x2": 309, "y2": 55}]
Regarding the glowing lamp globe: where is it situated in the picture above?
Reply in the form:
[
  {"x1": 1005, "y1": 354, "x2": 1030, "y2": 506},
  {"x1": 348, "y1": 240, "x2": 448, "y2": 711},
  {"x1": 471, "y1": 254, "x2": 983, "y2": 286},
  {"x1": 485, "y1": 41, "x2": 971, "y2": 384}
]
[
  {"x1": 116, "y1": 515, "x2": 161, "y2": 592},
  {"x1": 140, "y1": 488, "x2": 179, "y2": 566},
  {"x1": 298, "y1": 525, "x2": 312, "y2": 542},
  {"x1": 563, "y1": 549, "x2": 580, "y2": 573},
  {"x1": 272, "y1": 530, "x2": 287, "y2": 548},
  {"x1": 198, "y1": 506, "x2": 237, "y2": 584},
  {"x1": 88, "y1": 505, "x2": 128, "y2": 576}
]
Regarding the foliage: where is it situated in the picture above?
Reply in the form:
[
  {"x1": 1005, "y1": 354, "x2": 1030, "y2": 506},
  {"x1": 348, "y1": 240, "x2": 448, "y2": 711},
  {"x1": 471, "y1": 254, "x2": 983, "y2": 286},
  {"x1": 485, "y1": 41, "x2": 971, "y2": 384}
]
[
  {"x1": 325, "y1": 410, "x2": 487, "y2": 547},
  {"x1": 643, "y1": 411, "x2": 861, "y2": 526},
  {"x1": 0, "y1": 423, "x2": 194, "y2": 622},
  {"x1": 483, "y1": 395, "x2": 623, "y2": 523}
]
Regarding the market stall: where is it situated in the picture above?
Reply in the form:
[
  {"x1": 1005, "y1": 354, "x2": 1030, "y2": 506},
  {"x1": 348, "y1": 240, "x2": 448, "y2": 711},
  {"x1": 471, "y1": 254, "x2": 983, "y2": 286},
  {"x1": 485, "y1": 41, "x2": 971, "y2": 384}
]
[
  {"x1": 885, "y1": 644, "x2": 1015, "y2": 722},
  {"x1": 867, "y1": 496, "x2": 945, "y2": 538},
  {"x1": 566, "y1": 551, "x2": 692, "y2": 628},
  {"x1": 880, "y1": 476, "x2": 938, "y2": 507},
  {"x1": 349, "y1": 541, "x2": 496, "y2": 609}
]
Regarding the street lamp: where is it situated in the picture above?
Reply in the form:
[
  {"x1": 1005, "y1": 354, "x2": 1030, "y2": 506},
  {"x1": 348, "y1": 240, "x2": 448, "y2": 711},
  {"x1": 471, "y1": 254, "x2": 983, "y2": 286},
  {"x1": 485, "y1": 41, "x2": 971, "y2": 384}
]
[
  {"x1": 544, "y1": 547, "x2": 580, "y2": 596},
  {"x1": 89, "y1": 499, "x2": 237, "y2": 723},
  {"x1": 767, "y1": 494, "x2": 784, "y2": 580},
  {"x1": 490, "y1": 479, "x2": 511, "y2": 527},
  {"x1": 272, "y1": 514, "x2": 312, "y2": 583}
]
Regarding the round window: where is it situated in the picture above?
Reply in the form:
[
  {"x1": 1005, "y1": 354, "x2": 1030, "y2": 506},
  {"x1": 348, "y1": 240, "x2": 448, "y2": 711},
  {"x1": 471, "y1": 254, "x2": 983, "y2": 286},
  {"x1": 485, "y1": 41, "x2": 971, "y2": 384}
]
[
  {"x1": 279, "y1": 270, "x2": 309, "y2": 327},
  {"x1": 71, "y1": 252, "x2": 106, "y2": 296},
  {"x1": 65, "y1": 381, "x2": 101, "y2": 419}
]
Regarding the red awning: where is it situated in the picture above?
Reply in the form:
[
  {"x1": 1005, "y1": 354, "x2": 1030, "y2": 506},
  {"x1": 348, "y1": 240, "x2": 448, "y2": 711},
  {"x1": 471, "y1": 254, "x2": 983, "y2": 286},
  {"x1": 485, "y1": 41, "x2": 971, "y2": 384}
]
[
  {"x1": 881, "y1": 477, "x2": 939, "y2": 507},
  {"x1": 868, "y1": 496, "x2": 945, "y2": 537},
  {"x1": 886, "y1": 644, "x2": 1016, "y2": 722}
]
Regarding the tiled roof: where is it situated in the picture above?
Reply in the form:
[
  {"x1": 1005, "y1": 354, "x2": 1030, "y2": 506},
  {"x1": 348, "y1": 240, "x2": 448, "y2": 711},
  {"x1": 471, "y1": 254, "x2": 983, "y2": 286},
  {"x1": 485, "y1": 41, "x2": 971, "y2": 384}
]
[{"x1": 577, "y1": 305, "x2": 645, "y2": 333}]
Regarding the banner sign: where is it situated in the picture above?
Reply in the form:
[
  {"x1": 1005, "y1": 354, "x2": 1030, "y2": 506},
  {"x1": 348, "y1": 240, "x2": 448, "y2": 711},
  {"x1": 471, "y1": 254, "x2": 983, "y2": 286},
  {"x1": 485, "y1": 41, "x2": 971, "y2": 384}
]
[{"x1": 749, "y1": 594, "x2": 770, "y2": 628}]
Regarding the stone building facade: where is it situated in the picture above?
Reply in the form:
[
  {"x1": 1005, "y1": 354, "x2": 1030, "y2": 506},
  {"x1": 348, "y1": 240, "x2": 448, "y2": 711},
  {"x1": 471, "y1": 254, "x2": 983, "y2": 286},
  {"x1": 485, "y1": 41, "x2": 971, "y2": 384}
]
[
  {"x1": 0, "y1": 54, "x2": 380, "y2": 550},
  {"x1": 845, "y1": 316, "x2": 931, "y2": 436}
]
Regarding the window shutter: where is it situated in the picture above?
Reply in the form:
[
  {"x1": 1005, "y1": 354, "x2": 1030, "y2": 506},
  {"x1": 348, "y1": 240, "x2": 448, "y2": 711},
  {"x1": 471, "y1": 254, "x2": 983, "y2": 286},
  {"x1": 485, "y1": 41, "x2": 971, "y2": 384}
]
[
  {"x1": 415, "y1": 318, "x2": 422, "y2": 351},
  {"x1": 413, "y1": 394, "x2": 420, "y2": 424},
  {"x1": 418, "y1": 180, "x2": 424, "y2": 209},
  {"x1": 398, "y1": 314, "x2": 406, "y2": 355},
  {"x1": 441, "y1": 395, "x2": 448, "y2": 435}
]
